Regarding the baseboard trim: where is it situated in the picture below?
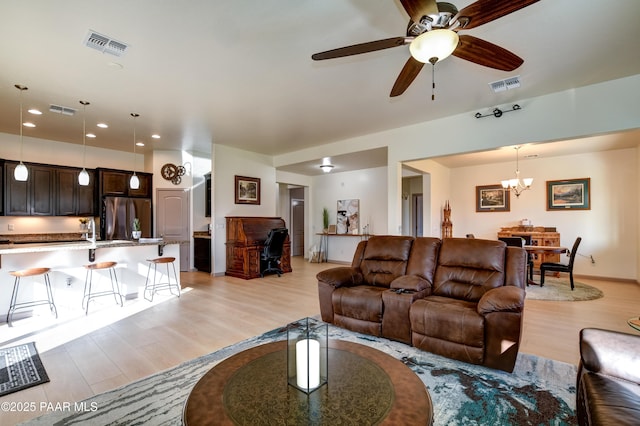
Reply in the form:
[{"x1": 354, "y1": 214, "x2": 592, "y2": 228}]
[{"x1": 574, "y1": 274, "x2": 638, "y2": 285}]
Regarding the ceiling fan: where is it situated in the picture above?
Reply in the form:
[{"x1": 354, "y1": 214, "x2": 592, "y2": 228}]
[{"x1": 311, "y1": 0, "x2": 539, "y2": 98}]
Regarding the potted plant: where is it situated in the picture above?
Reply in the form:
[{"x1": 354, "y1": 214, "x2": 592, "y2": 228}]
[
  {"x1": 322, "y1": 207, "x2": 329, "y2": 233},
  {"x1": 132, "y1": 218, "x2": 142, "y2": 240}
]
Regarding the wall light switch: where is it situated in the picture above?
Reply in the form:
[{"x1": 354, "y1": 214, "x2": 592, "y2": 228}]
[{"x1": 8, "y1": 224, "x2": 14, "y2": 231}]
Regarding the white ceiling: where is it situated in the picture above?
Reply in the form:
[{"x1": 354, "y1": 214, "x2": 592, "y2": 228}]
[{"x1": 0, "y1": 1, "x2": 639, "y2": 172}]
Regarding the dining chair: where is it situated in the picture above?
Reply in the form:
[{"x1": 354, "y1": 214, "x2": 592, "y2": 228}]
[{"x1": 540, "y1": 237, "x2": 582, "y2": 290}]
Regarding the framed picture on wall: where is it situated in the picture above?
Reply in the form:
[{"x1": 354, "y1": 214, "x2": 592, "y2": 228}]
[
  {"x1": 234, "y1": 175, "x2": 261, "y2": 205},
  {"x1": 476, "y1": 184, "x2": 510, "y2": 212},
  {"x1": 546, "y1": 178, "x2": 590, "y2": 210}
]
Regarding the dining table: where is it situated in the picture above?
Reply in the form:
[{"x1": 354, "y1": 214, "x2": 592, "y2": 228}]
[{"x1": 523, "y1": 245, "x2": 568, "y2": 286}]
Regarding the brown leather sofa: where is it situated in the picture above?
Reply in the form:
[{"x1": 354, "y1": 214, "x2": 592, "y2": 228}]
[
  {"x1": 317, "y1": 236, "x2": 527, "y2": 372},
  {"x1": 577, "y1": 328, "x2": 640, "y2": 425}
]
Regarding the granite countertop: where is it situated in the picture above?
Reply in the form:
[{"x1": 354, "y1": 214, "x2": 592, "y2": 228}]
[
  {"x1": 193, "y1": 231, "x2": 211, "y2": 239},
  {"x1": 0, "y1": 238, "x2": 184, "y2": 255}
]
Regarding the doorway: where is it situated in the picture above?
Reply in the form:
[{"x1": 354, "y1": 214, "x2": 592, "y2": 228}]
[
  {"x1": 289, "y1": 187, "x2": 305, "y2": 257},
  {"x1": 156, "y1": 188, "x2": 191, "y2": 271},
  {"x1": 412, "y1": 194, "x2": 423, "y2": 236}
]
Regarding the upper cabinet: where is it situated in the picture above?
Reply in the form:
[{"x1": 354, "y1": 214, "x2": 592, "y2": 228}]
[
  {"x1": 205, "y1": 172, "x2": 211, "y2": 217},
  {"x1": 98, "y1": 168, "x2": 153, "y2": 198},
  {"x1": 0, "y1": 161, "x2": 152, "y2": 216},
  {"x1": 55, "y1": 168, "x2": 95, "y2": 216},
  {"x1": 4, "y1": 162, "x2": 55, "y2": 216}
]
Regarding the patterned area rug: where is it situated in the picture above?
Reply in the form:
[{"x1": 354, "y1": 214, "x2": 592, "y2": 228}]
[
  {"x1": 24, "y1": 323, "x2": 576, "y2": 425},
  {"x1": 0, "y1": 342, "x2": 49, "y2": 397},
  {"x1": 526, "y1": 277, "x2": 604, "y2": 301}
]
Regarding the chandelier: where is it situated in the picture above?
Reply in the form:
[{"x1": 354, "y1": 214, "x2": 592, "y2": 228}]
[{"x1": 501, "y1": 146, "x2": 533, "y2": 197}]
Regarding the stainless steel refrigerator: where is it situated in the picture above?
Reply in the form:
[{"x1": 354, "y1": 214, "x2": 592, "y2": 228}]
[{"x1": 101, "y1": 196, "x2": 152, "y2": 240}]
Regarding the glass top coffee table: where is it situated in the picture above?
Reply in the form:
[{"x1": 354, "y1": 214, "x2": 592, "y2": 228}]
[{"x1": 183, "y1": 339, "x2": 433, "y2": 425}]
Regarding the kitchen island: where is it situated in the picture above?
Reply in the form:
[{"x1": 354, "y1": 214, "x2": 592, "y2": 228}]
[{"x1": 0, "y1": 239, "x2": 182, "y2": 323}]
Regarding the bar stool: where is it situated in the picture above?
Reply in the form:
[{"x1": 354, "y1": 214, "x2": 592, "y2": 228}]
[
  {"x1": 144, "y1": 257, "x2": 180, "y2": 302},
  {"x1": 83, "y1": 261, "x2": 123, "y2": 315},
  {"x1": 6, "y1": 267, "x2": 57, "y2": 327}
]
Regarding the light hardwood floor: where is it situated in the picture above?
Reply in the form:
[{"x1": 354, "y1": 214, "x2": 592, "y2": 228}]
[{"x1": 1, "y1": 256, "x2": 639, "y2": 424}]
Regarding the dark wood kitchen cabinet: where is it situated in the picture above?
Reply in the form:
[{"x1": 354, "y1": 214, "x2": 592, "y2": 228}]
[
  {"x1": 4, "y1": 162, "x2": 54, "y2": 216},
  {"x1": 194, "y1": 236, "x2": 212, "y2": 273},
  {"x1": 55, "y1": 168, "x2": 95, "y2": 216},
  {"x1": 205, "y1": 173, "x2": 211, "y2": 217},
  {"x1": 98, "y1": 168, "x2": 152, "y2": 198}
]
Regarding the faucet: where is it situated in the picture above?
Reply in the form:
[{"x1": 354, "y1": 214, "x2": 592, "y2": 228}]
[{"x1": 85, "y1": 217, "x2": 96, "y2": 244}]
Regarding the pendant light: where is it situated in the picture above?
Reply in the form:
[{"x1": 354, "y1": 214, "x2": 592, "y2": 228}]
[
  {"x1": 14, "y1": 84, "x2": 29, "y2": 181},
  {"x1": 129, "y1": 113, "x2": 140, "y2": 190},
  {"x1": 78, "y1": 100, "x2": 91, "y2": 186}
]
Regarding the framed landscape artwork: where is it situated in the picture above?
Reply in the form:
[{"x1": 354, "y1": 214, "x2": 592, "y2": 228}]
[
  {"x1": 234, "y1": 175, "x2": 261, "y2": 205},
  {"x1": 546, "y1": 178, "x2": 590, "y2": 210},
  {"x1": 476, "y1": 184, "x2": 510, "y2": 212}
]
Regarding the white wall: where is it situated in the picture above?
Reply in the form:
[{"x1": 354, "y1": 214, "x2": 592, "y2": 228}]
[
  {"x1": 312, "y1": 166, "x2": 387, "y2": 263},
  {"x1": 211, "y1": 144, "x2": 277, "y2": 275},
  {"x1": 443, "y1": 148, "x2": 636, "y2": 280}
]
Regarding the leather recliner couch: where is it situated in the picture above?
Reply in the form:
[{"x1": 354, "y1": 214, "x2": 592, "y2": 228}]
[
  {"x1": 577, "y1": 328, "x2": 640, "y2": 425},
  {"x1": 317, "y1": 236, "x2": 527, "y2": 372}
]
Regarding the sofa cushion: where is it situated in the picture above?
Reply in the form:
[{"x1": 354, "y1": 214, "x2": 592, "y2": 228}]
[
  {"x1": 405, "y1": 237, "x2": 441, "y2": 283},
  {"x1": 579, "y1": 372, "x2": 640, "y2": 425},
  {"x1": 360, "y1": 236, "x2": 414, "y2": 287},
  {"x1": 332, "y1": 285, "x2": 387, "y2": 323},
  {"x1": 410, "y1": 296, "x2": 484, "y2": 348},
  {"x1": 433, "y1": 238, "x2": 506, "y2": 302}
]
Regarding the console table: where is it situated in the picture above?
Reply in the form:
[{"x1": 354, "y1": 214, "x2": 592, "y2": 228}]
[{"x1": 183, "y1": 339, "x2": 433, "y2": 425}]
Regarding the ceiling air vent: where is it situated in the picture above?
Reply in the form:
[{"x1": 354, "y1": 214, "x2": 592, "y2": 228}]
[
  {"x1": 49, "y1": 104, "x2": 77, "y2": 116},
  {"x1": 489, "y1": 75, "x2": 521, "y2": 93},
  {"x1": 84, "y1": 30, "x2": 129, "y2": 57}
]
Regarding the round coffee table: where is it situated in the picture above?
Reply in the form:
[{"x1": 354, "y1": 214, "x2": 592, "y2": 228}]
[{"x1": 183, "y1": 339, "x2": 433, "y2": 425}]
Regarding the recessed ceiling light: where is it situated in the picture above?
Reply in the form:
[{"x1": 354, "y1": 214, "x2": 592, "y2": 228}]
[
  {"x1": 151, "y1": 134, "x2": 160, "y2": 139},
  {"x1": 97, "y1": 123, "x2": 108, "y2": 128},
  {"x1": 136, "y1": 142, "x2": 145, "y2": 147},
  {"x1": 23, "y1": 122, "x2": 36, "y2": 128},
  {"x1": 28, "y1": 109, "x2": 42, "y2": 115},
  {"x1": 86, "y1": 133, "x2": 96, "y2": 138}
]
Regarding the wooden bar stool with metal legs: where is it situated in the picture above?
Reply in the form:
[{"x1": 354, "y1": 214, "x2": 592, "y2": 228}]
[
  {"x1": 144, "y1": 257, "x2": 180, "y2": 302},
  {"x1": 83, "y1": 261, "x2": 123, "y2": 315},
  {"x1": 6, "y1": 267, "x2": 57, "y2": 327}
]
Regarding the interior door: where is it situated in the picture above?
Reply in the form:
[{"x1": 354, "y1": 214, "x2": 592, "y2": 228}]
[
  {"x1": 291, "y1": 199, "x2": 304, "y2": 256},
  {"x1": 157, "y1": 188, "x2": 190, "y2": 271}
]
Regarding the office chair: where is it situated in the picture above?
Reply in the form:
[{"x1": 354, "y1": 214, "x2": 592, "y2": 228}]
[
  {"x1": 540, "y1": 237, "x2": 582, "y2": 290},
  {"x1": 260, "y1": 228, "x2": 289, "y2": 277}
]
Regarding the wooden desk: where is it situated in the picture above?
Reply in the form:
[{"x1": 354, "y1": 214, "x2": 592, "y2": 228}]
[{"x1": 225, "y1": 216, "x2": 292, "y2": 279}]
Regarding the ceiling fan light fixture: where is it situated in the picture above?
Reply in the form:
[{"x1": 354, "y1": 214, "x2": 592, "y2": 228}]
[
  {"x1": 320, "y1": 164, "x2": 334, "y2": 173},
  {"x1": 409, "y1": 29, "x2": 459, "y2": 64}
]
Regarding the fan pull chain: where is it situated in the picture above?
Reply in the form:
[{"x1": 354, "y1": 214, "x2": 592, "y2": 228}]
[
  {"x1": 432, "y1": 63, "x2": 435, "y2": 101},
  {"x1": 429, "y1": 57, "x2": 438, "y2": 101}
]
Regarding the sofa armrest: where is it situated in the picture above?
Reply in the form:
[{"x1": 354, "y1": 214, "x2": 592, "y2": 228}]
[
  {"x1": 477, "y1": 286, "x2": 525, "y2": 315},
  {"x1": 316, "y1": 267, "x2": 363, "y2": 288},
  {"x1": 390, "y1": 275, "x2": 432, "y2": 292},
  {"x1": 579, "y1": 328, "x2": 640, "y2": 384}
]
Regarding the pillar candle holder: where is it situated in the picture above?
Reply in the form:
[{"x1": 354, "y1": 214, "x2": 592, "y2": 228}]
[{"x1": 287, "y1": 317, "x2": 328, "y2": 394}]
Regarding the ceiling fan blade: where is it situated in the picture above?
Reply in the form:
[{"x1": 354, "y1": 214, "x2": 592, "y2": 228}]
[
  {"x1": 390, "y1": 56, "x2": 425, "y2": 97},
  {"x1": 312, "y1": 37, "x2": 409, "y2": 60},
  {"x1": 455, "y1": 0, "x2": 539, "y2": 30},
  {"x1": 400, "y1": 0, "x2": 439, "y2": 23},
  {"x1": 452, "y1": 35, "x2": 523, "y2": 71}
]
